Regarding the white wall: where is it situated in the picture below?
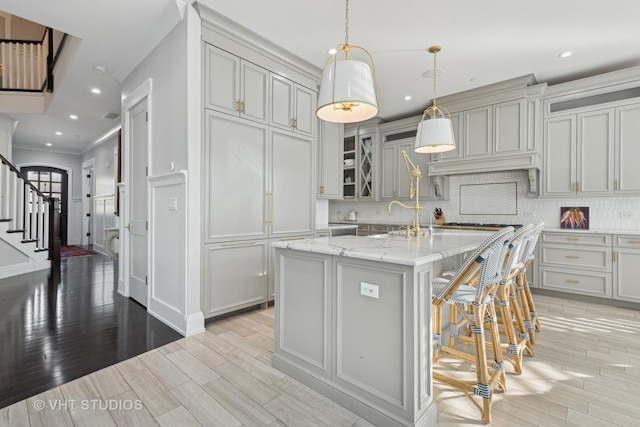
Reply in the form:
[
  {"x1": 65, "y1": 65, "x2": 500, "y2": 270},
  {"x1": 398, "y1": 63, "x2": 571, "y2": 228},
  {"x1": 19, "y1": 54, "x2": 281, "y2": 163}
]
[
  {"x1": 330, "y1": 170, "x2": 640, "y2": 231},
  {"x1": 121, "y1": 5, "x2": 203, "y2": 336}
]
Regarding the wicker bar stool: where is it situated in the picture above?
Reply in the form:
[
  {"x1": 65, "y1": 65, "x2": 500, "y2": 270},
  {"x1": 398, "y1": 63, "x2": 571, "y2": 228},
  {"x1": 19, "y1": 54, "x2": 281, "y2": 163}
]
[
  {"x1": 432, "y1": 227, "x2": 514, "y2": 424},
  {"x1": 515, "y1": 222, "x2": 544, "y2": 344},
  {"x1": 493, "y1": 224, "x2": 534, "y2": 374}
]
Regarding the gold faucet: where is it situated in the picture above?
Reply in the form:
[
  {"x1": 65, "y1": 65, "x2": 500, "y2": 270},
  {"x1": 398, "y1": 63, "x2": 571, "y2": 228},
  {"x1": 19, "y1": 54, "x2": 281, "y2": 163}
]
[{"x1": 388, "y1": 150, "x2": 424, "y2": 238}]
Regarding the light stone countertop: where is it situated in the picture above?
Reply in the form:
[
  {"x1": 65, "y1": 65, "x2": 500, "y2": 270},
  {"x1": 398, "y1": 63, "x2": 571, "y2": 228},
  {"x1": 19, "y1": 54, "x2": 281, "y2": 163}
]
[
  {"x1": 542, "y1": 227, "x2": 640, "y2": 235},
  {"x1": 315, "y1": 223, "x2": 359, "y2": 232},
  {"x1": 272, "y1": 229, "x2": 494, "y2": 266}
]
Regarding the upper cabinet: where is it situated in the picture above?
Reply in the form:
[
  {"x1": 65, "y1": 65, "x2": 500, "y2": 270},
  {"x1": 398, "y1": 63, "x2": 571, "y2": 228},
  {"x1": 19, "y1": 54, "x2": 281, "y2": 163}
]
[
  {"x1": 340, "y1": 126, "x2": 379, "y2": 201},
  {"x1": 541, "y1": 68, "x2": 640, "y2": 197},
  {"x1": 427, "y1": 75, "x2": 543, "y2": 181},
  {"x1": 270, "y1": 74, "x2": 315, "y2": 136},
  {"x1": 204, "y1": 44, "x2": 269, "y2": 124},
  {"x1": 317, "y1": 120, "x2": 343, "y2": 199}
]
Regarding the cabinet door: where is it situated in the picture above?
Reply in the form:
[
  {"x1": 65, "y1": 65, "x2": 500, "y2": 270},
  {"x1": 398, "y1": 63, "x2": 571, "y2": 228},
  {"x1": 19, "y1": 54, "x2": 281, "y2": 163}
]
[
  {"x1": 204, "y1": 45, "x2": 240, "y2": 115},
  {"x1": 203, "y1": 241, "x2": 268, "y2": 318},
  {"x1": 241, "y1": 61, "x2": 269, "y2": 123},
  {"x1": 380, "y1": 144, "x2": 396, "y2": 200},
  {"x1": 270, "y1": 74, "x2": 295, "y2": 130},
  {"x1": 358, "y1": 134, "x2": 375, "y2": 199},
  {"x1": 438, "y1": 112, "x2": 463, "y2": 160},
  {"x1": 205, "y1": 111, "x2": 269, "y2": 241},
  {"x1": 396, "y1": 141, "x2": 414, "y2": 199},
  {"x1": 543, "y1": 116, "x2": 576, "y2": 196},
  {"x1": 616, "y1": 104, "x2": 640, "y2": 194},
  {"x1": 294, "y1": 85, "x2": 316, "y2": 136},
  {"x1": 464, "y1": 106, "x2": 492, "y2": 158},
  {"x1": 317, "y1": 121, "x2": 343, "y2": 199},
  {"x1": 271, "y1": 130, "x2": 314, "y2": 237},
  {"x1": 494, "y1": 99, "x2": 525, "y2": 155},
  {"x1": 577, "y1": 109, "x2": 614, "y2": 195},
  {"x1": 613, "y1": 247, "x2": 640, "y2": 303}
]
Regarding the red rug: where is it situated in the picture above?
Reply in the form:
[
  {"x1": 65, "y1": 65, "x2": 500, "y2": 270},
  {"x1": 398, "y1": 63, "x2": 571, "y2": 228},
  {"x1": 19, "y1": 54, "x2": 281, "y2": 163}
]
[{"x1": 60, "y1": 245, "x2": 96, "y2": 258}]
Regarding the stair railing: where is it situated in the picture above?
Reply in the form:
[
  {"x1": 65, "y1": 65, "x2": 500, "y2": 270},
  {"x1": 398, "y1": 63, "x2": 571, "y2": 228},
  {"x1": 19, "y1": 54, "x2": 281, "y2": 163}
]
[
  {"x1": 1, "y1": 27, "x2": 67, "y2": 92},
  {"x1": 0, "y1": 154, "x2": 60, "y2": 264}
]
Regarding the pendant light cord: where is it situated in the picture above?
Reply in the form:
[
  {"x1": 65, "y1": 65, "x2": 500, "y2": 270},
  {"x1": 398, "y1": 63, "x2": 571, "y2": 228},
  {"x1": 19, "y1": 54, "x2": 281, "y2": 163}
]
[
  {"x1": 344, "y1": 0, "x2": 350, "y2": 46},
  {"x1": 432, "y1": 49, "x2": 438, "y2": 110}
]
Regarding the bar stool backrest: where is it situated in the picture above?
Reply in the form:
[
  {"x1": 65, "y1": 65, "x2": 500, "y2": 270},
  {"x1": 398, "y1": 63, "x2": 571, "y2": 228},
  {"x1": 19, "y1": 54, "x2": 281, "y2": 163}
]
[
  {"x1": 434, "y1": 227, "x2": 515, "y2": 306},
  {"x1": 502, "y1": 224, "x2": 534, "y2": 282},
  {"x1": 521, "y1": 222, "x2": 544, "y2": 266}
]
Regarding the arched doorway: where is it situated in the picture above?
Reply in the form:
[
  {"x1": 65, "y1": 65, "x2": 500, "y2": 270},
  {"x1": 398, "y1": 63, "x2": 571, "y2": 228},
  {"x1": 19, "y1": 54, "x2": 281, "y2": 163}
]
[{"x1": 20, "y1": 166, "x2": 69, "y2": 245}]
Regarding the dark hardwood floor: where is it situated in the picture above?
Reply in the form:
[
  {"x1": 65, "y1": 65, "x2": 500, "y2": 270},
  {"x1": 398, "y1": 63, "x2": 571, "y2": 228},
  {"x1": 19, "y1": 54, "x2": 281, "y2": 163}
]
[{"x1": 0, "y1": 251, "x2": 182, "y2": 409}]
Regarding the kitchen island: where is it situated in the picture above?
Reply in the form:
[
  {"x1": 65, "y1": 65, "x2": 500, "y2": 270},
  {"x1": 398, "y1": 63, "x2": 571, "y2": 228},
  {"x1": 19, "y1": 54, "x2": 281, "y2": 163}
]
[{"x1": 271, "y1": 230, "x2": 493, "y2": 427}]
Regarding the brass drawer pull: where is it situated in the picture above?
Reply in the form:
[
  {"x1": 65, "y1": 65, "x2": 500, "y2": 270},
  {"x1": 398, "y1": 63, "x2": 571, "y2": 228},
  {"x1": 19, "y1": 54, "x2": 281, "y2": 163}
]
[
  {"x1": 222, "y1": 241, "x2": 257, "y2": 247},
  {"x1": 565, "y1": 279, "x2": 580, "y2": 284},
  {"x1": 565, "y1": 237, "x2": 580, "y2": 241},
  {"x1": 627, "y1": 240, "x2": 640, "y2": 244},
  {"x1": 565, "y1": 255, "x2": 580, "y2": 259}
]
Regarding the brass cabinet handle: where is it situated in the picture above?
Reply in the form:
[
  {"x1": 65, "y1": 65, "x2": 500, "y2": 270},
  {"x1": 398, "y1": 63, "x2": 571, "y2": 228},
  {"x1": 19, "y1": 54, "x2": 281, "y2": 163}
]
[
  {"x1": 613, "y1": 251, "x2": 617, "y2": 262},
  {"x1": 627, "y1": 240, "x2": 640, "y2": 244},
  {"x1": 126, "y1": 223, "x2": 132, "y2": 231},
  {"x1": 615, "y1": 180, "x2": 619, "y2": 191},
  {"x1": 565, "y1": 255, "x2": 580, "y2": 259},
  {"x1": 565, "y1": 237, "x2": 579, "y2": 241},
  {"x1": 266, "y1": 192, "x2": 273, "y2": 225},
  {"x1": 241, "y1": 100, "x2": 246, "y2": 113},
  {"x1": 565, "y1": 279, "x2": 580, "y2": 284},
  {"x1": 236, "y1": 100, "x2": 241, "y2": 113}
]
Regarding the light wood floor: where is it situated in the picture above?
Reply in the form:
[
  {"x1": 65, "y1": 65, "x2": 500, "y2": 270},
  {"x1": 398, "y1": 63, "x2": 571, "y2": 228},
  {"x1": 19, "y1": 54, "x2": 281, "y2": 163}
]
[{"x1": 1, "y1": 293, "x2": 639, "y2": 426}]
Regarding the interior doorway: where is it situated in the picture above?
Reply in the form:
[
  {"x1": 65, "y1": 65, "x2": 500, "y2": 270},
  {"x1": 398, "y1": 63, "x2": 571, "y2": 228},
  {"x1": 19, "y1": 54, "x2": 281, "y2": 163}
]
[{"x1": 20, "y1": 166, "x2": 69, "y2": 245}]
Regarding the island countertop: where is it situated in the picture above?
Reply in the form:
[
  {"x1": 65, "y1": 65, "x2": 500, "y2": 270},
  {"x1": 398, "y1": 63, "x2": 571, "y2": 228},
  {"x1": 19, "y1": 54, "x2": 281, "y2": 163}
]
[{"x1": 271, "y1": 229, "x2": 494, "y2": 266}]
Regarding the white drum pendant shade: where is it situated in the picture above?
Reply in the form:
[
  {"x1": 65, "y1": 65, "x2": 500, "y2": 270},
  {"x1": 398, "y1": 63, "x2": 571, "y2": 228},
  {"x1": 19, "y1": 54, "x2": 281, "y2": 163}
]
[
  {"x1": 316, "y1": 60, "x2": 378, "y2": 123},
  {"x1": 415, "y1": 118, "x2": 456, "y2": 153}
]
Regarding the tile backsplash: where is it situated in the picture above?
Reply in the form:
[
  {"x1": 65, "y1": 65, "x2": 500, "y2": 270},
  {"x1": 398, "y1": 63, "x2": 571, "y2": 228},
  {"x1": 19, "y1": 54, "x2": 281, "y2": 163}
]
[{"x1": 328, "y1": 170, "x2": 640, "y2": 231}]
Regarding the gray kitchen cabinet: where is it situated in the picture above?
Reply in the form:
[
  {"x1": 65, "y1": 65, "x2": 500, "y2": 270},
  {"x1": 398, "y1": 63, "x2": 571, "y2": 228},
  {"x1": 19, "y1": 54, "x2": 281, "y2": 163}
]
[
  {"x1": 357, "y1": 133, "x2": 375, "y2": 200},
  {"x1": 270, "y1": 128, "x2": 314, "y2": 237},
  {"x1": 542, "y1": 109, "x2": 614, "y2": 197},
  {"x1": 538, "y1": 231, "x2": 612, "y2": 298},
  {"x1": 438, "y1": 111, "x2": 463, "y2": 161},
  {"x1": 204, "y1": 44, "x2": 269, "y2": 124},
  {"x1": 203, "y1": 240, "x2": 268, "y2": 318},
  {"x1": 615, "y1": 104, "x2": 640, "y2": 194},
  {"x1": 270, "y1": 74, "x2": 315, "y2": 136},
  {"x1": 380, "y1": 137, "x2": 432, "y2": 201},
  {"x1": 613, "y1": 235, "x2": 640, "y2": 303},
  {"x1": 317, "y1": 120, "x2": 343, "y2": 199},
  {"x1": 205, "y1": 111, "x2": 269, "y2": 242},
  {"x1": 464, "y1": 105, "x2": 492, "y2": 158}
]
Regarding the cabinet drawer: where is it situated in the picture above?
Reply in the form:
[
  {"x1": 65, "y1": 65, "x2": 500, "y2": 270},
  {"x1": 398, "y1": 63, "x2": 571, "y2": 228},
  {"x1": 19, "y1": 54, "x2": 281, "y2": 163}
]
[
  {"x1": 615, "y1": 235, "x2": 640, "y2": 248},
  {"x1": 540, "y1": 267, "x2": 612, "y2": 298},
  {"x1": 541, "y1": 232, "x2": 610, "y2": 246},
  {"x1": 539, "y1": 244, "x2": 611, "y2": 271}
]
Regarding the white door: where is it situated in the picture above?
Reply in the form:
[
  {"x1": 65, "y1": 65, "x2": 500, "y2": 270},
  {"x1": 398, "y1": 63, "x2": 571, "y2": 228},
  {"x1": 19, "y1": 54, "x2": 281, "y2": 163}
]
[{"x1": 128, "y1": 99, "x2": 148, "y2": 306}]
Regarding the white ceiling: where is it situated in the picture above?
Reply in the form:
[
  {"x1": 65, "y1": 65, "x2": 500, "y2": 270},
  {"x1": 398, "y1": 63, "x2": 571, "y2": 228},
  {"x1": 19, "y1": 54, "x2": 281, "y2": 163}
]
[{"x1": 3, "y1": 0, "x2": 640, "y2": 154}]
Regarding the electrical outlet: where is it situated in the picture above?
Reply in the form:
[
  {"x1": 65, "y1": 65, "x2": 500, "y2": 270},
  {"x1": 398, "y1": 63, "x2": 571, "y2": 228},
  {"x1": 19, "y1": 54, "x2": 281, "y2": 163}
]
[
  {"x1": 168, "y1": 197, "x2": 177, "y2": 211},
  {"x1": 360, "y1": 282, "x2": 379, "y2": 299}
]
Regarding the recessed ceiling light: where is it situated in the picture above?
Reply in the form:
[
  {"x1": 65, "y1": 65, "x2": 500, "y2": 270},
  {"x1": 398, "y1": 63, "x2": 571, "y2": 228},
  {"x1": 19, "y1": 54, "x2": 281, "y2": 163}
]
[
  {"x1": 55, "y1": 131, "x2": 62, "y2": 135},
  {"x1": 91, "y1": 87, "x2": 101, "y2": 94},
  {"x1": 70, "y1": 114, "x2": 78, "y2": 120},
  {"x1": 404, "y1": 95, "x2": 412, "y2": 101},
  {"x1": 559, "y1": 51, "x2": 572, "y2": 58},
  {"x1": 328, "y1": 48, "x2": 337, "y2": 55},
  {"x1": 46, "y1": 143, "x2": 52, "y2": 146}
]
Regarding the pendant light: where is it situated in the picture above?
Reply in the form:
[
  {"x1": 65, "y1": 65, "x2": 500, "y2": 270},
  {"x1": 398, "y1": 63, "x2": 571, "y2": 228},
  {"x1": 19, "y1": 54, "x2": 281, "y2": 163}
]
[
  {"x1": 414, "y1": 46, "x2": 455, "y2": 153},
  {"x1": 316, "y1": 0, "x2": 379, "y2": 123}
]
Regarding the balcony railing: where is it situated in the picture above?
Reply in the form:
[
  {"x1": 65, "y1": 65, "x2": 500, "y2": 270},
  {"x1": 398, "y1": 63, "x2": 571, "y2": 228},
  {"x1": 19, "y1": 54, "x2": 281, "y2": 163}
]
[{"x1": 0, "y1": 27, "x2": 67, "y2": 92}]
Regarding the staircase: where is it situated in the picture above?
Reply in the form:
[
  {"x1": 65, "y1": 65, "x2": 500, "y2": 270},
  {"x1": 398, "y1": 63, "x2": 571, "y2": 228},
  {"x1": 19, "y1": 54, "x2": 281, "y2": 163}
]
[{"x1": 0, "y1": 154, "x2": 59, "y2": 279}]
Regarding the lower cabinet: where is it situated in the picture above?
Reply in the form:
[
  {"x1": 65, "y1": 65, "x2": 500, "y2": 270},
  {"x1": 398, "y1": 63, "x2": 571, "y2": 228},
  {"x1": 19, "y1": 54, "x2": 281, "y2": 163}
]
[
  {"x1": 613, "y1": 235, "x2": 640, "y2": 303},
  {"x1": 203, "y1": 240, "x2": 268, "y2": 319},
  {"x1": 537, "y1": 231, "x2": 640, "y2": 304}
]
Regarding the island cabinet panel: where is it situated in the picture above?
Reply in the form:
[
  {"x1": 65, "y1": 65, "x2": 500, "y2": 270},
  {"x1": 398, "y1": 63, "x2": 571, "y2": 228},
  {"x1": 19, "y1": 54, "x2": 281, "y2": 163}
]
[
  {"x1": 276, "y1": 251, "x2": 331, "y2": 378},
  {"x1": 273, "y1": 245, "x2": 438, "y2": 427},
  {"x1": 334, "y1": 260, "x2": 405, "y2": 407}
]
